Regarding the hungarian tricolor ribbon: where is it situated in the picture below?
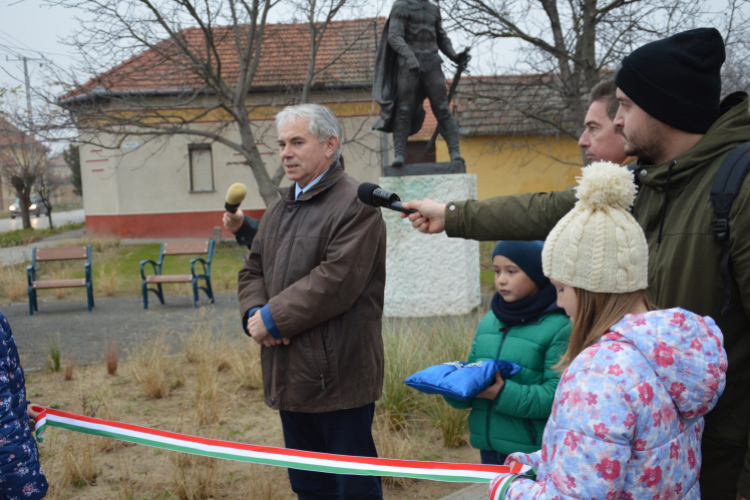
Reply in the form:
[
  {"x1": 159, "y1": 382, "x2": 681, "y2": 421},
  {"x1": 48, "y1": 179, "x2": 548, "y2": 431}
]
[{"x1": 31, "y1": 405, "x2": 528, "y2": 483}]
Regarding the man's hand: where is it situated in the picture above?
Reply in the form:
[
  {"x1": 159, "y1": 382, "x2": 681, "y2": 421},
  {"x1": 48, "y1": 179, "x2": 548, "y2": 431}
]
[
  {"x1": 223, "y1": 208, "x2": 245, "y2": 234},
  {"x1": 247, "y1": 310, "x2": 290, "y2": 347},
  {"x1": 27, "y1": 404, "x2": 39, "y2": 432},
  {"x1": 400, "y1": 200, "x2": 447, "y2": 234},
  {"x1": 476, "y1": 371, "x2": 505, "y2": 400}
]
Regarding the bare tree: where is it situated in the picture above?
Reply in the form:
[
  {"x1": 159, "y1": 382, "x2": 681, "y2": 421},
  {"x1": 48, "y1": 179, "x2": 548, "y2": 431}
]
[
  {"x1": 0, "y1": 116, "x2": 48, "y2": 229},
  {"x1": 720, "y1": 0, "x2": 750, "y2": 95},
  {"x1": 445, "y1": 0, "x2": 718, "y2": 150},
  {"x1": 45, "y1": 0, "x2": 378, "y2": 206},
  {"x1": 35, "y1": 159, "x2": 63, "y2": 229}
]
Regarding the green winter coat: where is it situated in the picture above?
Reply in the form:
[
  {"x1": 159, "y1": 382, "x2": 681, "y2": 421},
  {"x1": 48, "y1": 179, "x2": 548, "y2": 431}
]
[
  {"x1": 444, "y1": 311, "x2": 571, "y2": 455},
  {"x1": 443, "y1": 92, "x2": 750, "y2": 496}
]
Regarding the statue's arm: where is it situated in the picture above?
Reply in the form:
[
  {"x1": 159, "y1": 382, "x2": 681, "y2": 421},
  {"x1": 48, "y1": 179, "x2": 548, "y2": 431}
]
[
  {"x1": 387, "y1": 13, "x2": 418, "y2": 63},
  {"x1": 436, "y1": 16, "x2": 460, "y2": 62}
]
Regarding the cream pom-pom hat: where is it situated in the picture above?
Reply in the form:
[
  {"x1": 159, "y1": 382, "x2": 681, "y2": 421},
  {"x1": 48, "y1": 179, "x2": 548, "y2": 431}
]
[{"x1": 542, "y1": 161, "x2": 648, "y2": 293}]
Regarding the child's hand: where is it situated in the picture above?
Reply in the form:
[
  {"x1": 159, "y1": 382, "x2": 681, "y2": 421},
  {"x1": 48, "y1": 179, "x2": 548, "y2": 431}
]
[
  {"x1": 27, "y1": 404, "x2": 39, "y2": 432},
  {"x1": 476, "y1": 371, "x2": 505, "y2": 400}
]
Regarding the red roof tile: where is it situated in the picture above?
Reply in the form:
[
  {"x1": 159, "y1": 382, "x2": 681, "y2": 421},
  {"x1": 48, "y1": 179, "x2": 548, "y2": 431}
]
[{"x1": 63, "y1": 18, "x2": 385, "y2": 99}]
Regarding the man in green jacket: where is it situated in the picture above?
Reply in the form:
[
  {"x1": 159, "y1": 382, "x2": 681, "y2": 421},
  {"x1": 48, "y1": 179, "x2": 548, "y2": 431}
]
[{"x1": 403, "y1": 28, "x2": 750, "y2": 500}]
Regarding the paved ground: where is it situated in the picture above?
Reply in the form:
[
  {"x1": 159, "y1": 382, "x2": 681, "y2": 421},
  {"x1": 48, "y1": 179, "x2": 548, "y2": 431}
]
[
  {"x1": 0, "y1": 208, "x2": 85, "y2": 233},
  {"x1": 4, "y1": 293, "x2": 241, "y2": 370}
]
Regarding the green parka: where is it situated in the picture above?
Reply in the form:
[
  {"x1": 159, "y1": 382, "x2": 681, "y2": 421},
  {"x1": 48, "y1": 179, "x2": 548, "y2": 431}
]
[
  {"x1": 444, "y1": 311, "x2": 571, "y2": 455},
  {"x1": 443, "y1": 92, "x2": 750, "y2": 496}
]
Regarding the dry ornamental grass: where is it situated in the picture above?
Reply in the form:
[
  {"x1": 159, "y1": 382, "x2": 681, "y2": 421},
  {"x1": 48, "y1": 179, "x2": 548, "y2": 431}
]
[{"x1": 24, "y1": 311, "x2": 484, "y2": 500}]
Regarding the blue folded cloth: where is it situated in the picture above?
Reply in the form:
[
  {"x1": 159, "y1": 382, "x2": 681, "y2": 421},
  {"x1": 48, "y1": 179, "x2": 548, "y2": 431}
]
[{"x1": 405, "y1": 360, "x2": 522, "y2": 401}]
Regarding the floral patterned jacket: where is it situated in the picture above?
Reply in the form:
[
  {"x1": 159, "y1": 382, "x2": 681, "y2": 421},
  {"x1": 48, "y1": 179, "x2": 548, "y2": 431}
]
[
  {"x1": 0, "y1": 311, "x2": 48, "y2": 500},
  {"x1": 488, "y1": 308, "x2": 727, "y2": 500}
]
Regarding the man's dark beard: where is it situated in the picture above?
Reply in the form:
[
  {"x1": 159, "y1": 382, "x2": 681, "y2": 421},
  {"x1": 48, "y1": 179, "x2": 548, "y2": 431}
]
[{"x1": 619, "y1": 120, "x2": 665, "y2": 164}]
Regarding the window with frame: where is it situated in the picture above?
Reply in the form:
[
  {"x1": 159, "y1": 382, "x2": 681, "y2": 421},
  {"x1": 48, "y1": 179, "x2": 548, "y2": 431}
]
[{"x1": 189, "y1": 144, "x2": 215, "y2": 192}]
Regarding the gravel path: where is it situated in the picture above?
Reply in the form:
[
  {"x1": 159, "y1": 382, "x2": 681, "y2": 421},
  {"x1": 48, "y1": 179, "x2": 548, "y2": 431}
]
[{"x1": 4, "y1": 293, "x2": 242, "y2": 370}]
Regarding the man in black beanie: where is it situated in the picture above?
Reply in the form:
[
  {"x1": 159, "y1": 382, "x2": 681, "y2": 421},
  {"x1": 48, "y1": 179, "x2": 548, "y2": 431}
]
[{"x1": 401, "y1": 27, "x2": 750, "y2": 500}]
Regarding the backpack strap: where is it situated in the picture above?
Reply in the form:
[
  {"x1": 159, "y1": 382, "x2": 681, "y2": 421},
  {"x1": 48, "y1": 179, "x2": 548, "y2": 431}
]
[{"x1": 710, "y1": 141, "x2": 750, "y2": 315}]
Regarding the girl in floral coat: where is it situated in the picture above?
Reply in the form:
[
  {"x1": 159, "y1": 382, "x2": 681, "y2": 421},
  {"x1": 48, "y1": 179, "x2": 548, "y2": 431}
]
[
  {"x1": 1, "y1": 310, "x2": 48, "y2": 500},
  {"x1": 488, "y1": 162, "x2": 728, "y2": 500}
]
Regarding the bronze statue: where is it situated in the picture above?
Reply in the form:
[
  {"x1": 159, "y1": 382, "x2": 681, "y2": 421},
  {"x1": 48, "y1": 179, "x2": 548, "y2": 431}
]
[{"x1": 373, "y1": 0, "x2": 469, "y2": 168}]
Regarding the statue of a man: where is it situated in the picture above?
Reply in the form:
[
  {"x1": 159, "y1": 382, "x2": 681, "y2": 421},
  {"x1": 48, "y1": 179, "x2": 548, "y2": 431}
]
[{"x1": 372, "y1": 0, "x2": 469, "y2": 168}]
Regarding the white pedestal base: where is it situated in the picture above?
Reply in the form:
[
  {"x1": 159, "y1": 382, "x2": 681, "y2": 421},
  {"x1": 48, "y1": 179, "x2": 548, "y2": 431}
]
[{"x1": 381, "y1": 174, "x2": 480, "y2": 317}]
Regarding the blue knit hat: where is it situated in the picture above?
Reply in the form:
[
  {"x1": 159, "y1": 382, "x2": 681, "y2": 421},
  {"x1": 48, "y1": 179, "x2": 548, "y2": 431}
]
[{"x1": 492, "y1": 241, "x2": 548, "y2": 288}]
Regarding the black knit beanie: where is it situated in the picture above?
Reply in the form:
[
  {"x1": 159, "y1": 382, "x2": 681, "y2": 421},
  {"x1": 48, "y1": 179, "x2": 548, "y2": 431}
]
[{"x1": 615, "y1": 28, "x2": 725, "y2": 134}]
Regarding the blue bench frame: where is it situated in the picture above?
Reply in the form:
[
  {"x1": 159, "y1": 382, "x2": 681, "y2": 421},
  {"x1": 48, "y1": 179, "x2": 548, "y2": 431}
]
[
  {"x1": 27, "y1": 245, "x2": 94, "y2": 316},
  {"x1": 139, "y1": 240, "x2": 215, "y2": 309}
]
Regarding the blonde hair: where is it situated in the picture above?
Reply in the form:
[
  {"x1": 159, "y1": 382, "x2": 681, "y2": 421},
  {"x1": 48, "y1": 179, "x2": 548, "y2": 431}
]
[{"x1": 554, "y1": 288, "x2": 654, "y2": 370}]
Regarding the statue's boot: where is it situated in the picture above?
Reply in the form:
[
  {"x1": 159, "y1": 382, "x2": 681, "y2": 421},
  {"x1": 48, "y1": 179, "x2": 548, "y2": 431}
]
[
  {"x1": 391, "y1": 111, "x2": 411, "y2": 168},
  {"x1": 441, "y1": 120, "x2": 465, "y2": 163}
]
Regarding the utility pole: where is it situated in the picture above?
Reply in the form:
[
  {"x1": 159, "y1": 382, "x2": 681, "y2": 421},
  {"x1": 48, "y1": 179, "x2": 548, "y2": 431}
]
[{"x1": 6, "y1": 55, "x2": 42, "y2": 128}]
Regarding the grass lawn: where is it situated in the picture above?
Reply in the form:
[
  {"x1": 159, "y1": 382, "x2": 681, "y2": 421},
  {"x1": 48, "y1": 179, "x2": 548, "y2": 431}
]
[
  {"x1": 0, "y1": 238, "x2": 248, "y2": 303},
  {"x1": 0, "y1": 222, "x2": 86, "y2": 249}
]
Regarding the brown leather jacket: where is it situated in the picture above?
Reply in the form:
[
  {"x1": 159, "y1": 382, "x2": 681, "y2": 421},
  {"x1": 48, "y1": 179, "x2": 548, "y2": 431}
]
[{"x1": 238, "y1": 161, "x2": 386, "y2": 412}]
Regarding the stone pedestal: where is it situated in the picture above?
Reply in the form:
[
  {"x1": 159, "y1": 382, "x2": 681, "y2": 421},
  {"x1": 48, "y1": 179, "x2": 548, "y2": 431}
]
[{"x1": 381, "y1": 174, "x2": 480, "y2": 317}]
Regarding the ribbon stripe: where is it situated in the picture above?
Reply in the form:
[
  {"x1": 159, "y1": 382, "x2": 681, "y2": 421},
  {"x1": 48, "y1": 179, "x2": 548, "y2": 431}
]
[{"x1": 32, "y1": 405, "x2": 528, "y2": 483}]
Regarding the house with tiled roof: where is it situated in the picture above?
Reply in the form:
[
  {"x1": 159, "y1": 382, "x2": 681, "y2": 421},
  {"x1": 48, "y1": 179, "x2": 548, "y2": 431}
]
[
  {"x1": 412, "y1": 74, "x2": 583, "y2": 200},
  {"x1": 60, "y1": 18, "x2": 388, "y2": 238}
]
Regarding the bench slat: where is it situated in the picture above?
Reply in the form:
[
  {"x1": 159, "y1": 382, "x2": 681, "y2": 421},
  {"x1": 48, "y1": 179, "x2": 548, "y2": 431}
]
[
  {"x1": 146, "y1": 275, "x2": 193, "y2": 283},
  {"x1": 33, "y1": 279, "x2": 87, "y2": 289},
  {"x1": 36, "y1": 247, "x2": 89, "y2": 262},
  {"x1": 162, "y1": 241, "x2": 210, "y2": 256}
]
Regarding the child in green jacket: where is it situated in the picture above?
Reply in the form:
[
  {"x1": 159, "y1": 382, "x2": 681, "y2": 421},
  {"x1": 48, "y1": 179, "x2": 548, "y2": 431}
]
[{"x1": 445, "y1": 241, "x2": 571, "y2": 465}]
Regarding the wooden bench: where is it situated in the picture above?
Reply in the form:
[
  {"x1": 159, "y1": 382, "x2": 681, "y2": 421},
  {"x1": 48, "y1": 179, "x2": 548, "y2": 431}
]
[
  {"x1": 140, "y1": 240, "x2": 215, "y2": 309},
  {"x1": 26, "y1": 246, "x2": 94, "y2": 316}
]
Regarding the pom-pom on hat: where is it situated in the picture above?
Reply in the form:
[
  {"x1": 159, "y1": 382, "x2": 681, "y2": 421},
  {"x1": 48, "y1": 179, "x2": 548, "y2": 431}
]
[{"x1": 542, "y1": 162, "x2": 648, "y2": 293}]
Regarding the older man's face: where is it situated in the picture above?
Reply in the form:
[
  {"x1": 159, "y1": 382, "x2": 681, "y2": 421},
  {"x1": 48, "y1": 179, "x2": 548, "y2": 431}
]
[
  {"x1": 278, "y1": 117, "x2": 339, "y2": 189},
  {"x1": 578, "y1": 100, "x2": 628, "y2": 165}
]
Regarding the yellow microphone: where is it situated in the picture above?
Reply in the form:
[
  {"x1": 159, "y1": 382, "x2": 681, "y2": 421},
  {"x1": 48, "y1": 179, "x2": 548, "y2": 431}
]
[{"x1": 225, "y1": 183, "x2": 247, "y2": 214}]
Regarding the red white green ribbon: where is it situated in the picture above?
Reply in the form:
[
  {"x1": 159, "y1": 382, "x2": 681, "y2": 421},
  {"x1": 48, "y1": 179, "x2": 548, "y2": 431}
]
[{"x1": 32, "y1": 405, "x2": 529, "y2": 483}]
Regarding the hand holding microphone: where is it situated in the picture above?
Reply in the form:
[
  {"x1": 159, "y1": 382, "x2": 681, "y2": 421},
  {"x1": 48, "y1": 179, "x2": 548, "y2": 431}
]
[
  {"x1": 224, "y1": 183, "x2": 247, "y2": 234},
  {"x1": 357, "y1": 182, "x2": 418, "y2": 214}
]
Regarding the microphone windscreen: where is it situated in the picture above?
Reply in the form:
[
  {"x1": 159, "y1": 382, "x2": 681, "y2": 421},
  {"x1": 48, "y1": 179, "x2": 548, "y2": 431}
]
[
  {"x1": 357, "y1": 182, "x2": 379, "y2": 207},
  {"x1": 226, "y1": 183, "x2": 247, "y2": 205}
]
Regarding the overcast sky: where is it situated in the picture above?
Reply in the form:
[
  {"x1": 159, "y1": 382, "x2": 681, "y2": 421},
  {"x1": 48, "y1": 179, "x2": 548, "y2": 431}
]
[{"x1": 0, "y1": 0, "x2": 737, "y2": 116}]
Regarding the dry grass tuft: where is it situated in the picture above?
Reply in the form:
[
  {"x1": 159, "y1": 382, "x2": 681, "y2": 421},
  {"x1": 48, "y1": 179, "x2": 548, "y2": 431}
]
[
  {"x1": 169, "y1": 420, "x2": 220, "y2": 500},
  {"x1": 373, "y1": 414, "x2": 413, "y2": 486},
  {"x1": 63, "y1": 358, "x2": 75, "y2": 381},
  {"x1": 60, "y1": 433, "x2": 97, "y2": 487},
  {"x1": 0, "y1": 263, "x2": 28, "y2": 302},
  {"x1": 47, "y1": 335, "x2": 61, "y2": 372},
  {"x1": 244, "y1": 465, "x2": 284, "y2": 500},
  {"x1": 105, "y1": 340, "x2": 119, "y2": 375},
  {"x1": 98, "y1": 263, "x2": 118, "y2": 297},
  {"x1": 426, "y1": 396, "x2": 469, "y2": 448},
  {"x1": 130, "y1": 337, "x2": 169, "y2": 399},
  {"x1": 228, "y1": 339, "x2": 263, "y2": 390},
  {"x1": 194, "y1": 360, "x2": 224, "y2": 426}
]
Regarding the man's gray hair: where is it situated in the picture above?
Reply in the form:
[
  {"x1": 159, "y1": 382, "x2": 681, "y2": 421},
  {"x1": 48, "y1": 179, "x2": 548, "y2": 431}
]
[{"x1": 275, "y1": 104, "x2": 342, "y2": 161}]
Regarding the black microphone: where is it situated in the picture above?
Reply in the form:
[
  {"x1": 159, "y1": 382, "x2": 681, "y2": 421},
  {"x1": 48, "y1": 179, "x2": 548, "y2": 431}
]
[{"x1": 357, "y1": 182, "x2": 418, "y2": 214}]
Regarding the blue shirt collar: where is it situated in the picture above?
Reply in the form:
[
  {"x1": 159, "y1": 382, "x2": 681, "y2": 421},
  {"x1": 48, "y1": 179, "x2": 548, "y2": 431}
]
[{"x1": 295, "y1": 166, "x2": 331, "y2": 200}]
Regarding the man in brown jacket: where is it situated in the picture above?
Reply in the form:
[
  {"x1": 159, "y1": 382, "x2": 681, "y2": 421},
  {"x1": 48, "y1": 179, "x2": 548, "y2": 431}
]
[{"x1": 238, "y1": 104, "x2": 386, "y2": 500}]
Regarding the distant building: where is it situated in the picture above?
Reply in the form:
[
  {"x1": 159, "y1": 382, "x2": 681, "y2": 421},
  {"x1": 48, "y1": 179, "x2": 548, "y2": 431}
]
[
  {"x1": 60, "y1": 18, "x2": 586, "y2": 239},
  {"x1": 47, "y1": 151, "x2": 81, "y2": 206},
  {"x1": 412, "y1": 75, "x2": 582, "y2": 200},
  {"x1": 60, "y1": 18, "x2": 388, "y2": 239},
  {"x1": 0, "y1": 117, "x2": 50, "y2": 211}
]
